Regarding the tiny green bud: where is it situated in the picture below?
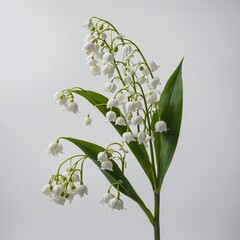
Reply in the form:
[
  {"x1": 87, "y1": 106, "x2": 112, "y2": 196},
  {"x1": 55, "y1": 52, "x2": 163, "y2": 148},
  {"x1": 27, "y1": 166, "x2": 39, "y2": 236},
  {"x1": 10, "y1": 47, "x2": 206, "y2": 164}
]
[
  {"x1": 71, "y1": 185, "x2": 76, "y2": 190},
  {"x1": 100, "y1": 42, "x2": 104, "y2": 47},
  {"x1": 91, "y1": 26, "x2": 95, "y2": 31},
  {"x1": 49, "y1": 185, "x2": 53, "y2": 191},
  {"x1": 65, "y1": 193, "x2": 70, "y2": 198},
  {"x1": 99, "y1": 24, "x2": 104, "y2": 30},
  {"x1": 139, "y1": 66, "x2": 144, "y2": 71},
  {"x1": 127, "y1": 112, "x2": 133, "y2": 120},
  {"x1": 60, "y1": 192, "x2": 65, "y2": 197},
  {"x1": 113, "y1": 46, "x2": 118, "y2": 52}
]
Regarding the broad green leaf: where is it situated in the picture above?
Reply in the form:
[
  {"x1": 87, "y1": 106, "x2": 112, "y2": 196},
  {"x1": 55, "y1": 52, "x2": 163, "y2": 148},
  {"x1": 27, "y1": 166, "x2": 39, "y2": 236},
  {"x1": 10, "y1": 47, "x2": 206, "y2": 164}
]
[
  {"x1": 71, "y1": 89, "x2": 154, "y2": 186},
  {"x1": 62, "y1": 137, "x2": 154, "y2": 224},
  {"x1": 157, "y1": 59, "x2": 183, "y2": 186}
]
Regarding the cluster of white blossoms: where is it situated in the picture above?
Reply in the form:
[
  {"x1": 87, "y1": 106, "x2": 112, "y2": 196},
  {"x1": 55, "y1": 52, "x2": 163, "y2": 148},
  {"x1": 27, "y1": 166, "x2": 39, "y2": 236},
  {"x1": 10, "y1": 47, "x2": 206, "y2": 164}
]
[
  {"x1": 82, "y1": 17, "x2": 168, "y2": 147},
  {"x1": 100, "y1": 191, "x2": 125, "y2": 211},
  {"x1": 42, "y1": 154, "x2": 88, "y2": 205},
  {"x1": 53, "y1": 90, "x2": 79, "y2": 114},
  {"x1": 42, "y1": 164, "x2": 88, "y2": 206},
  {"x1": 45, "y1": 140, "x2": 126, "y2": 209}
]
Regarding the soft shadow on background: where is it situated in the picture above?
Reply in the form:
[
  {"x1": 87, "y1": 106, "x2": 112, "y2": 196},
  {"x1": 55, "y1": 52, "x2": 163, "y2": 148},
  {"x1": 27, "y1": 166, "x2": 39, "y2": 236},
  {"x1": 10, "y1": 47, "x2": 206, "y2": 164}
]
[{"x1": 0, "y1": 0, "x2": 240, "y2": 239}]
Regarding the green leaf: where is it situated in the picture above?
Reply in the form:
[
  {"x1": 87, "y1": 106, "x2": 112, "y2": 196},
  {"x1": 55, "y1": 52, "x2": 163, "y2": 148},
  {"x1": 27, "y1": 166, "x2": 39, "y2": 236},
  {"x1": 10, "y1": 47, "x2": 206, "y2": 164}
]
[
  {"x1": 70, "y1": 89, "x2": 154, "y2": 186},
  {"x1": 62, "y1": 137, "x2": 154, "y2": 224},
  {"x1": 157, "y1": 59, "x2": 183, "y2": 186}
]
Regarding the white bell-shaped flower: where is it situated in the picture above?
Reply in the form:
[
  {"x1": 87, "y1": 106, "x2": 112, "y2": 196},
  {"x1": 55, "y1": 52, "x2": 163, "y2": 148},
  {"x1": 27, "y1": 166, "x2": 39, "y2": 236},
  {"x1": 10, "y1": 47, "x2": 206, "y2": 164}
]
[
  {"x1": 122, "y1": 132, "x2": 135, "y2": 143},
  {"x1": 97, "y1": 152, "x2": 108, "y2": 162},
  {"x1": 107, "y1": 99, "x2": 119, "y2": 109},
  {"x1": 106, "y1": 111, "x2": 117, "y2": 122},
  {"x1": 83, "y1": 41, "x2": 95, "y2": 54},
  {"x1": 125, "y1": 101, "x2": 137, "y2": 113},
  {"x1": 104, "y1": 82, "x2": 117, "y2": 93},
  {"x1": 123, "y1": 75, "x2": 132, "y2": 84},
  {"x1": 103, "y1": 52, "x2": 115, "y2": 64},
  {"x1": 148, "y1": 77, "x2": 160, "y2": 89},
  {"x1": 142, "y1": 66, "x2": 150, "y2": 76},
  {"x1": 87, "y1": 58, "x2": 98, "y2": 66},
  {"x1": 52, "y1": 184, "x2": 64, "y2": 196},
  {"x1": 109, "y1": 197, "x2": 125, "y2": 210},
  {"x1": 66, "y1": 100, "x2": 79, "y2": 113},
  {"x1": 137, "y1": 131, "x2": 148, "y2": 144},
  {"x1": 84, "y1": 34, "x2": 95, "y2": 42},
  {"x1": 101, "y1": 160, "x2": 113, "y2": 171},
  {"x1": 71, "y1": 173, "x2": 80, "y2": 182},
  {"x1": 76, "y1": 184, "x2": 88, "y2": 197},
  {"x1": 122, "y1": 45, "x2": 132, "y2": 55},
  {"x1": 148, "y1": 61, "x2": 160, "y2": 72},
  {"x1": 90, "y1": 65, "x2": 101, "y2": 76},
  {"x1": 51, "y1": 196, "x2": 66, "y2": 206},
  {"x1": 115, "y1": 116, "x2": 126, "y2": 126},
  {"x1": 131, "y1": 115, "x2": 143, "y2": 125},
  {"x1": 115, "y1": 92, "x2": 125, "y2": 104},
  {"x1": 146, "y1": 91, "x2": 158, "y2": 104},
  {"x1": 84, "y1": 115, "x2": 92, "y2": 126},
  {"x1": 47, "y1": 141, "x2": 63, "y2": 157},
  {"x1": 100, "y1": 192, "x2": 115, "y2": 204},
  {"x1": 54, "y1": 92, "x2": 68, "y2": 106},
  {"x1": 102, "y1": 64, "x2": 115, "y2": 77},
  {"x1": 82, "y1": 20, "x2": 94, "y2": 30},
  {"x1": 42, "y1": 184, "x2": 52, "y2": 196},
  {"x1": 155, "y1": 121, "x2": 168, "y2": 133}
]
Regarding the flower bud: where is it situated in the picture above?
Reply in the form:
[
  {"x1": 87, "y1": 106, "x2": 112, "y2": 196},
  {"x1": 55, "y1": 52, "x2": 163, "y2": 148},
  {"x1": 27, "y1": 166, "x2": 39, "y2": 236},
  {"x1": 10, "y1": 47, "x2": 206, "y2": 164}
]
[
  {"x1": 84, "y1": 115, "x2": 92, "y2": 126},
  {"x1": 101, "y1": 32, "x2": 107, "y2": 40}
]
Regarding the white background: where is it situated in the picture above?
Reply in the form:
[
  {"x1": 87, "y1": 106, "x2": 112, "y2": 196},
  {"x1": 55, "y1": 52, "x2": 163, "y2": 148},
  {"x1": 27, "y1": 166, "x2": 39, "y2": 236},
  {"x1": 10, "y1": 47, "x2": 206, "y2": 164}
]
[{"x1": 0, "y1": 0, "x2": 240, "y2": 239}]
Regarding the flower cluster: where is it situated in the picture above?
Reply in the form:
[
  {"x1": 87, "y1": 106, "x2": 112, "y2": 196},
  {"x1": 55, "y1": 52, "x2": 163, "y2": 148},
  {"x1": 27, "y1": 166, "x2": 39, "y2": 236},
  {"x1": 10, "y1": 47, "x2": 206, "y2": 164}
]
[
  {"x1": 82, "y1": 17, "x2": 168, "y2": 147},
  {"x1": 100, "y1": 180, "x2": 125, "y2": 211},
  {"x1": 54, "y1": 91, "x2": 79, "y2": 114},
  {"x1": 43, "y1": 154, "x2": 88, "y2": 205}
]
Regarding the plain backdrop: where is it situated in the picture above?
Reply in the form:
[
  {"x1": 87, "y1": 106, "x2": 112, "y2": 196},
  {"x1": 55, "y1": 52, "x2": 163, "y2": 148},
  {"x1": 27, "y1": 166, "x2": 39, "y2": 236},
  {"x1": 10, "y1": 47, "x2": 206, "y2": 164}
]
[{"x1": 0, "y1": 0, "x2": 240, "y2": 240}]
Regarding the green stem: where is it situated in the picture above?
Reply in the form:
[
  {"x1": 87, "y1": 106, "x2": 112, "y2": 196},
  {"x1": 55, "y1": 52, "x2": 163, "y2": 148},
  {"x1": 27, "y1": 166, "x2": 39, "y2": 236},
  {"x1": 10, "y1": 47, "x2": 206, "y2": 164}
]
[{"x1": 154, "y1": 192, "x2": 160, "y2": 240}]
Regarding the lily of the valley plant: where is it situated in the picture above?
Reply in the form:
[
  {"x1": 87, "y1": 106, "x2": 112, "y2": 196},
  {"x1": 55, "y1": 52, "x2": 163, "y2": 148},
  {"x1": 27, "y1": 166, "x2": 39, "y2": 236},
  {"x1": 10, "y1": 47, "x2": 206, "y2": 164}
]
[{"x1": 43, "y1": 16, "x2": 183, "y2": 240}]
